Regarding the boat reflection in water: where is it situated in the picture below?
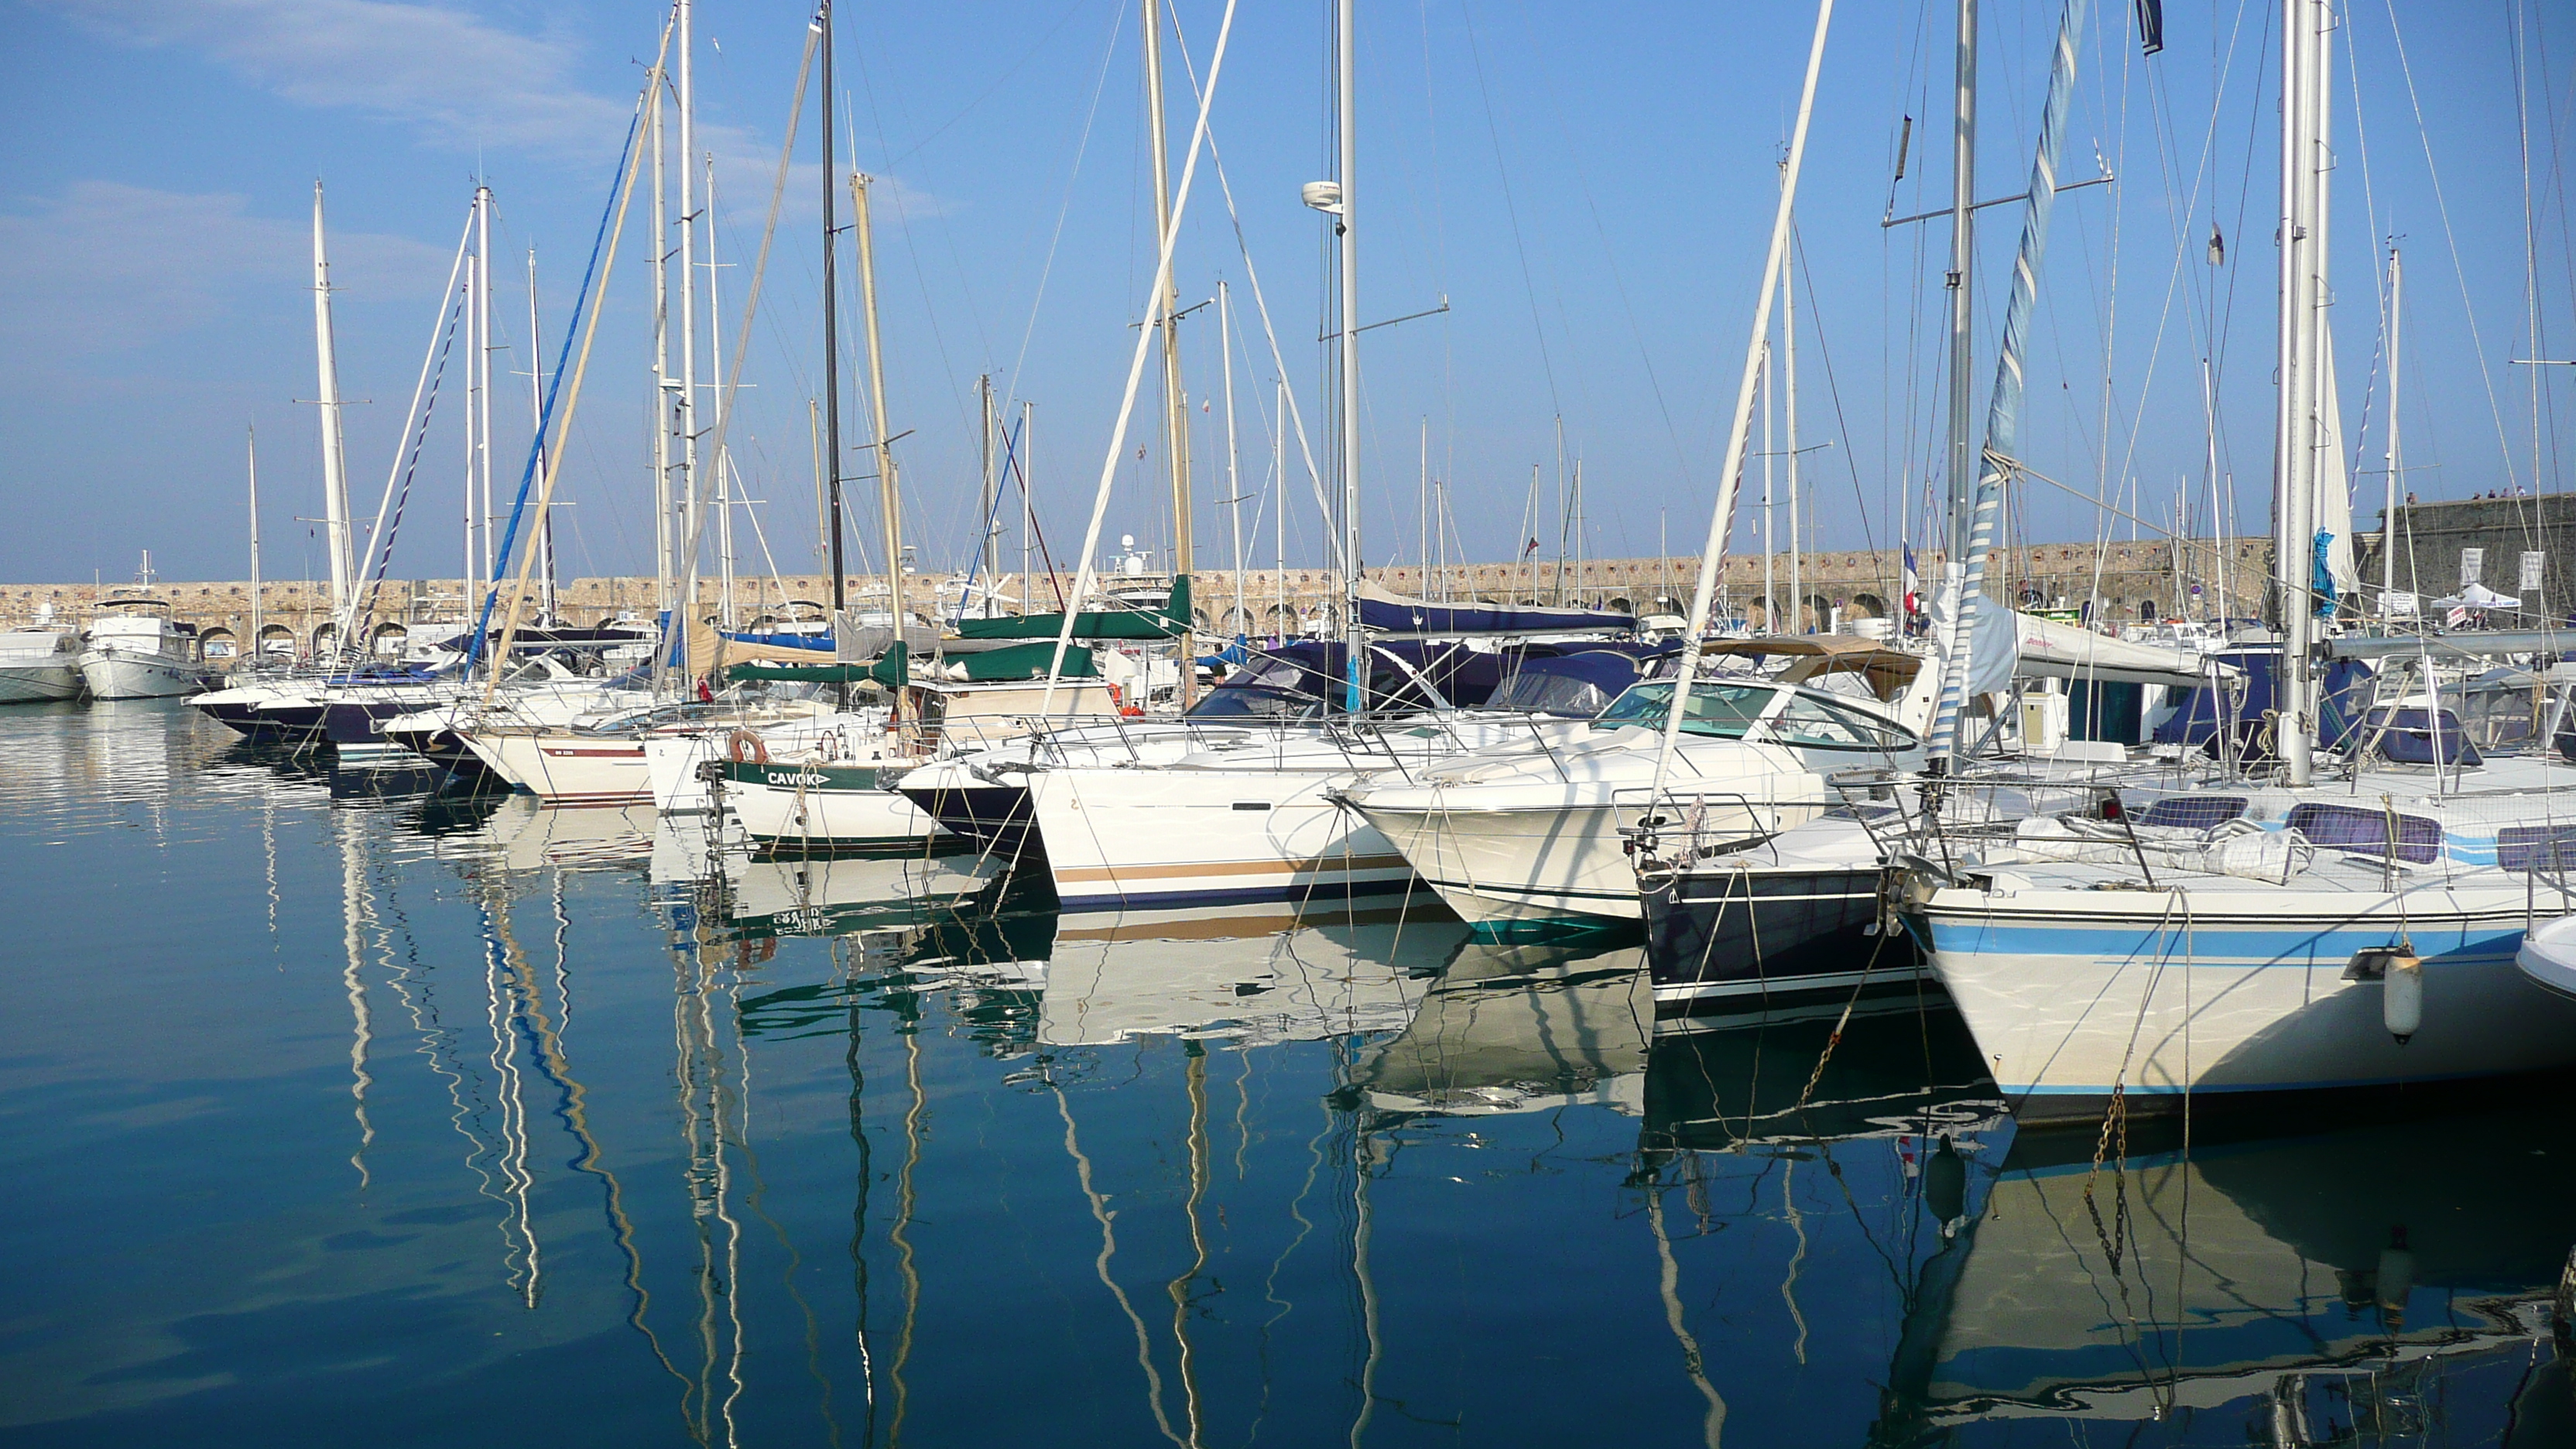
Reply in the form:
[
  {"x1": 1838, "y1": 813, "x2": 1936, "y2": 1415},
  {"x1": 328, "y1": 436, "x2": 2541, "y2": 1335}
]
[
  {"x1": 12, "y1": 696, "x2": 2572, "y2": 1445},
  {"x1": 1874, "y1": 1101, "x2": 2576, "y2": 1444},
  {"x1": 1353, "y1": 939, "x2": 1651, "y2": 1118},
  {"x1": 1030, "y1": 900, "x2": 1462, "y2": 1047}
]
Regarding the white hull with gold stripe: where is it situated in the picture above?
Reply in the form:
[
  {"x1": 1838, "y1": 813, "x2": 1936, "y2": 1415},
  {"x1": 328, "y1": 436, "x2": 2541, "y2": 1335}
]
[
  {"x1": 1029, "y1": 763, "x2": 1413, "y2": 911},
  {"x1": 461, "y1": 729, "x2": 653, "y2": 807}
]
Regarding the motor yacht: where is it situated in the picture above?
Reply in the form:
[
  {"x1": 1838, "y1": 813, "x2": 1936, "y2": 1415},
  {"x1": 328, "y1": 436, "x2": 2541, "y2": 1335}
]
[
  {"x1": 1340, "y1": 639, "x2": 1933, "y2": 932},
  {"x1": 77, "y1": 594, "x2": 218, "y2": 699},
  {"x1": 0, "y1": 629, "x2": 83, "y2": 704}
]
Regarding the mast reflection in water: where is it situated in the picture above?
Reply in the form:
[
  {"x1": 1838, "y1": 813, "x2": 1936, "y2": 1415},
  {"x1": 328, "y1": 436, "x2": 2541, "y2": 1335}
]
[{"x1": 1, "y1": 702, "x2": 2570, "y2": 1446}]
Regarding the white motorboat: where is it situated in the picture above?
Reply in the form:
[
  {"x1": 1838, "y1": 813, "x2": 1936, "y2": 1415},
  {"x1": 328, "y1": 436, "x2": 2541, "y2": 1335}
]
[
  {"x1": 460, "y1": 697, "x2": 834, "y2": 807},
  {"x1": 77, "y1": 594, "x2": 218, "y2": 699},
  {"x1": 0, "y1": 629, "x2": 83, "y2": 703},
  {"x1": 1341, "y1": 647, "x2": 1932, "y2": 931},
  {"x1": 1020, "y1": 646, "x2": 1654, "y2": 911}
]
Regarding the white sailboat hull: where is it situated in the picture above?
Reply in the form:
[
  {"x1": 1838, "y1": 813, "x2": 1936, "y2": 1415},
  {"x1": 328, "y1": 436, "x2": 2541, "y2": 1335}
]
[
  {"x1": 1913, "y1": 878, "x2": 2576, "y2": 1122},
  {"x1": 721, "y1": 766, "x2": 944, "y2": 851},
  {"x1": 2516, "y1": 913, "x2": 2576, "y2": 1001},
  {"x1": 462, "y1": 731, "x2": 653, "y2": 807}
]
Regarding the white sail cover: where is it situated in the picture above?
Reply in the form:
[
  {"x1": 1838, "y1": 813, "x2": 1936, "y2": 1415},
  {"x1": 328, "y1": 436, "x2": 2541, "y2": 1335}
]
[
  {"x1": 2009, "y1": 611, "x2": 2235, "y2": 687},
  {"x1": 2317, "y1": 327, "x2": 2361, "y2": 608},
  {"x1": 1926, "y1": 583, "x2": 2018, "y2": 698}
]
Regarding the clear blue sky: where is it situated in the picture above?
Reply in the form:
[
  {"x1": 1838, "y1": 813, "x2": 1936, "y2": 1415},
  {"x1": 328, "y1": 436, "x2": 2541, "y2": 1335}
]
[{"x1": 2, "y1": 0, "x2": 2567, "y2": 587}]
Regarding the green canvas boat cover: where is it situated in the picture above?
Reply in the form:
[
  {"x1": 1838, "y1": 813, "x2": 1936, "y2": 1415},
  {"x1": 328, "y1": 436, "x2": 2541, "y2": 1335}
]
[
  {"x1": 951, "y1": 575, "x2": 1191, "y2": 640},
  {"x1": 952, "y1": 641, "x2": 1100, "y2": 681},
  {"x1": 729, "y1": 641, "x2": 909, "y2": 687}
]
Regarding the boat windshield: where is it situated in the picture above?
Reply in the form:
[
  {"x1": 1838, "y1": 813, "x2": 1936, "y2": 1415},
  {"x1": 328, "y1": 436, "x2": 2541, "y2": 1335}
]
[
  {"x1": 1187, "y1": 683, "x2": 1324, "y2": 723},
  {"x1": 1590, "y1": 681, "x2": 1773, "y2": 739}
]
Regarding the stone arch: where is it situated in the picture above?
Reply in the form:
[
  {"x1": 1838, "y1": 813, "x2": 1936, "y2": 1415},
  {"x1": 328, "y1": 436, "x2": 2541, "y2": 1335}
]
[
  {"x1": 2138, "y1": 598, "x2": 2158, "y2": 622},
  {"x1": 1608, "y1": 597, "x2": 1634, "y2": 615},
  {"x1": 310, "y1": 621, "x2": 338, "y2": 653},
  {"x1": 369, "y1": 620, "x2": 409, "y2": 656},
  {"x1": 256, "y1": 623, "x2": 296, "y2": 656},
  {"x1": 1848, "y1": 592, "x2": 1888, "y2": 619},
  {"x1": 199, "y1": 625, "x2": 238, "y2": 659}
]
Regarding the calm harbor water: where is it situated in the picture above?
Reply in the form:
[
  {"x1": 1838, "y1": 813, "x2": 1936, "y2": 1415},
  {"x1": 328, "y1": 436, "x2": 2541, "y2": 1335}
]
[{"x1": 3, "y1": 701, "x2": 2571, "y2": 1446}]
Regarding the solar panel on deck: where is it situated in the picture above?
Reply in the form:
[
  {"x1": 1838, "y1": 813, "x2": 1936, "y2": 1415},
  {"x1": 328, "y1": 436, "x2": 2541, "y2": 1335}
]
[
  {"x1": 2499, "y1": 824, "x2": 2576, "y2": 873},
  {"x1": 2286, "y1": 803, "x2": 2442, "y2": 864},
  {"x1": 2136, "y1": 796, "x2": 2246, "y2": 830}
]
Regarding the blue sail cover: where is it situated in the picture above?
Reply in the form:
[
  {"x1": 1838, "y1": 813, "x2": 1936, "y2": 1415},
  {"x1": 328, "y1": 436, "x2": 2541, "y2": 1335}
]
[
  {"x1": 1357, "y1": 584, "x2": 1634, "y2": 636},
  {"x1": 2152, "y1": 646, "x2": 2369, "y2": 749}
]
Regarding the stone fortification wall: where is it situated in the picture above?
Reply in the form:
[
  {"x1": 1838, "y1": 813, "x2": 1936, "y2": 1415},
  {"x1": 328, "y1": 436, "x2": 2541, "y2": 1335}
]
[
  {"x1": 2357, "y1": 493, "x2": 2576, "y2": 621},
  {"x1": 0, "y1": 534, "x2": 2281, "y2": 643}
]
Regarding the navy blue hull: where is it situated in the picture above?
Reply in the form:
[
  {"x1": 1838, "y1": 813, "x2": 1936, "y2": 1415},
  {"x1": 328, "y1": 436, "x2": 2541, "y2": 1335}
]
[{"x1": 1641, "y1": 865, "x2": 1922, "y2": 1009}]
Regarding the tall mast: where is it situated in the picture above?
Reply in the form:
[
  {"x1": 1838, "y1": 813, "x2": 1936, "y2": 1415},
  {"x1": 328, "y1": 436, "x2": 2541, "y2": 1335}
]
[
  {"x1": 311, "y1": 180, "x2": 354, "y2": 618},
  {"x1": 1784, "y1": 204, "x2": 1804, "y2": 632},
  {"x1": 1944, "y1": 0, "x2": 1978, "y2": 562},
  {"x1": 1141, "y1": 0, "x2": 1197, "y2": 704},
  {"x1": 474, "y1": 185, "x2": 496, "y2": 605},
  {"x1": 1275, "y1": 379, "x2": 1288, "y2": 639},
  {"x1": 464, "y1": 192, "x2": 482, "y2": 605},
  {"x1": 1651, "y1": 0, "x2": 1834, "y2": 798},
  {"x1": 1927, "y1": 0, "x2": 2091, "y2": 766},
  {"x1": 1021, "y1": 401, "x2": 1035, "y2": 613},
  {"x1": 676, "y1": 0, "x2": 701, "y2": 628},
  {"x1": 1762, "y1": 341, "x2": 1775, "y2": 625},
  {"x1": 2273, "y1": 0, "x2": 2329, "y2": 787},
  {"x1": 1335, "y1": 0, "x2": 1362, "y2": 711},
  {"x1": 853, "y1": 173, "x2": 905, "y2": 666},
  {"x1": 820, "y1": 1, "x2": 846, "y2": 617},
  {"x1": 2382, "y1": 244, "x2": 2403, "y2": 601},
  {"x1": 706, "y1": 150, "x2": 735, "y2": 626},
  {"x1": 527, "y1": 248, "x2": 555, "y2": 622},
  {"x1": 1221, "y1": 280, "x2": 1245, "y2": 638},
  {"x1": 248, "y1": 426, "x2": 264, "y2": 659},
  {"x1": 1416, "y1": 415, "x2": 1428, "y2": 590},
  {"x1": 979, "y1": 375, "x2": 999, "y2": 616},
  {"x1": 649, "y1": 76, "x2": 674, "y2": 625}
]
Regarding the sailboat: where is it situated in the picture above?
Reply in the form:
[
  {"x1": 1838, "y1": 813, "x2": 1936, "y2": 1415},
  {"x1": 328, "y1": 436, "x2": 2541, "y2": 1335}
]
[
  {"x1": 1896, "y1": 0, "x2": 2576, "y2": 1123},
  {"x1": 1875, "y1": 1099, "x2": 2576, "y2": 1438}
]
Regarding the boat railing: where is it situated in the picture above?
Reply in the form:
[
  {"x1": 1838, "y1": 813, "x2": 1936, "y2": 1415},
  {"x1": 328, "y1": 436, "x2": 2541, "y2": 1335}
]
[
  {"x1": 2523, "y1": 836, "x2": 2576, "y2": 931},
  {"x1": 1613, "y1": 787, "x2": 1783, "y2": 874},
  {"x1": 1862, "y1": 772, "x2": 2164, "y2": 889}
]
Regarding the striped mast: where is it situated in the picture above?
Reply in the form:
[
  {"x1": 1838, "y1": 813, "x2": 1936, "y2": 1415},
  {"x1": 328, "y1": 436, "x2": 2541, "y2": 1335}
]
[{"x1": 1927, "y1": 0, "x2": 2091, "y2": 766}]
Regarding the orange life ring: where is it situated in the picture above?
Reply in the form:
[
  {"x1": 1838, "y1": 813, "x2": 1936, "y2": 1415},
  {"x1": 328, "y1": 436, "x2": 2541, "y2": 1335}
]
[{"x1": 725, "y1": 728, "x2": 769, "y2": 765}]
